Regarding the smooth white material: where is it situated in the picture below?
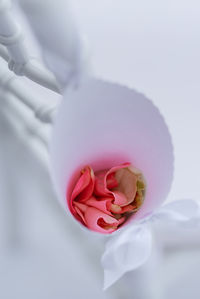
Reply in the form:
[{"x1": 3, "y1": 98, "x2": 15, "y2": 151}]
[
  {"x1": 0, "y1": 0, "x2": 28, "y2": 64},
  {"x1": 0, "y1": 44, "x2": 59, "y2": 93},
  {"x1": 0, "y1": 59, "x2": 58, "y2": 123},
  {"x1": 0, "y1": 0, "x2": 60, "y2": 93},
  {"x1": 19, "y1": 0, "x2": 87, "y2": 90},
  {"x1": 102, "y1": 199, "x2": 200, "y2": 289},
  {"x1": 102, "y1": 224, "x2": 152, "y2": 289},
  {"x1": 50, "y1": 77, "x2": 174, "y2": 226},
  {"x1": 71, "y1": 0, "x2": 200, "y2": 204}
]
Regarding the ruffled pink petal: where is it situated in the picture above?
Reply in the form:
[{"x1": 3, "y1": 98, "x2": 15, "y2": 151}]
[
  {"x1": 73, "y1": 201, "x2": 87, "y2": 211},
  {"x1": 112, "y1": 190, "x2": 127, "y2": 206},
  {"x1": 106, "y1": 162, "x2": 131, "y2": 177},
  {"x1": 121, "y1": 204, "x2": 137, "y2": 213},
  {"x1": 113, "y1": 165, "x2": 138, "y2": 206},
  {"x1": 94, "y1": 170, "x2": 108, "y2": 196},
  {"x1": 71, "y1": 166, "x2": 95, "y2": 203},
  {"x1": 94, "y1": 163, "x2": 130, "y2": 197},
  {"x1": 118, "y1": 216, "x2": 126, "y2": 225},
  {"x1": 94, "y1": 162, "x2": 137, "y2": 207},
  {"x1": 69, "y1": 163, "x2": 143, "y2": 234},
  {"x1": 74, "y1": 206, "x2": 86, "y2": 224},
  {"x1": 85, "y1": 197, "x2": 113, "y2": 216},
  {"x1": 106, "y1": 172, "x2": 118, "y2": 189},
  {"x1": 84, "y1": 207, "x2": 121, "y2": 234}
]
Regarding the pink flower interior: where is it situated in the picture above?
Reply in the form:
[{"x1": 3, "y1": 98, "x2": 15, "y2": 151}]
[{"x1": 68, "y1": 163, "x2": 146, "y2": 234}]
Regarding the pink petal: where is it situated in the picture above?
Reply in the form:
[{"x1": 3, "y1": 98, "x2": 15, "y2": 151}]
[
  {"x1": 112, "y1": 190, "x2": 127, "y2": 206},
  {"x1": 94, "y1": 170, "x2": 108, "y2": 196},
  {"x1": 71, "y1": 166, "x2": 95, "y2": 203},
  {"x1": 118, "y1": 216, "x2": 126, "y2": 225},
  {"x1": 107, "y1": 163, "x2": 138, "y2": 206},
  {"x1": 86, "y1": 197, "x2": 113, "y2": 216},
  {"x1": 69, "y1": 163, "x2": 142, "y2": 234},
  {"x1": 106, "y1": 162, "x2": 131, "y2": 177},
  {"x1": 73, "y1": 201, "x2": 87, "y2": 212},
  {"x1": 94, "y1": 163, "x2": 130, "y2": 197},
  {"x1": 110, "y1": 203, "x2": 122, "y2": 214},
  {"x1": 74, "y1": 206, "x2": 86, "y2": 224},
  {"x1": 94, "y1": 162, "x2": 137, "y2": 206},
  {"x1": 106, "y1": 172, "x2": 118, "y2": 189},
  {"x1": 84, "y1": 207, "x2": 121, "y2": 234},
  {"x1": 121, "y1": 204, "x2": 137, "y2": 213}
]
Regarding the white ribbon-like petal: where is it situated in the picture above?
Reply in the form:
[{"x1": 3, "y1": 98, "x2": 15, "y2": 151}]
[
  {"x1": 152, "y1": 199, "x2": 200, "y2": 227},
  {"x1": 101, "y1": 224, "x2": 152, "y2": 290},
  {"x1": 102, "y1": 199, "x2": 200, "y2": 290}
]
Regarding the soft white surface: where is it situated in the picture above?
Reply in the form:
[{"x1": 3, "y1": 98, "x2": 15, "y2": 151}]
[
  {"x1": 71, "y1": 0, "x2": 200, "y2": 202},
  {"x1": 51, "y1": 78, "x2": 173, "y2": 220},
  {"x1": 0, "y1": 102, "x2": 113, "y2": 299}
]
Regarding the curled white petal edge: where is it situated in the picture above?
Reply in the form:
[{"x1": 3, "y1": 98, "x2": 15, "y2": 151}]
[
  {"x1": 101, "y1": 225, "x2": 152, "y2": 290},
  {"x1": 102, "y1": 199, "x2": 200, "y2": 290},
  {"x1": 152, "y1": 199, "x2": 200, "y2": 225}
]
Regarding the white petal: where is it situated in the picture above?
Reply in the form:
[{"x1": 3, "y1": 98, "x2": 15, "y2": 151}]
[
  {"x1": 50, "y1": 78, "x2": 174, "y2": 229},
  {"x1": 102, "y1": 224, "x2": 152, "y2": 289},
  {"x1": 153, "y1": 199, "x2": 200, "y2": 227}
]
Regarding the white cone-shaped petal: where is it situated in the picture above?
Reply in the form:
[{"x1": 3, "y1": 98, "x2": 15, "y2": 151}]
[{"x1": 50, "y1": 78, "x2": 174, "y2": 229}]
